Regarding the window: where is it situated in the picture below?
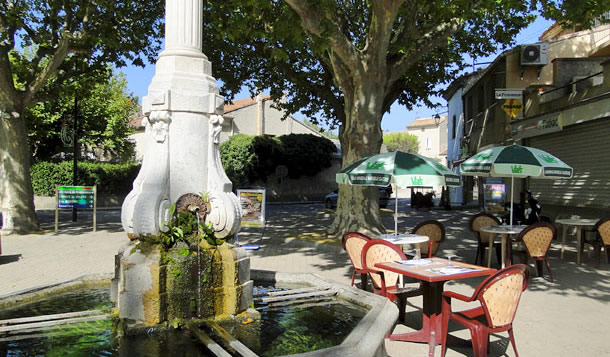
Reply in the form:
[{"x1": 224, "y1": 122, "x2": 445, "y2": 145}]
[
  {"x1": 426, "y1": 137, "x2": 431, "y2": 149},
  {"x1": 477, "y1": 85, "x2": 485, "y2": 114},
  {"x1": 452, "y1": 115, "x2": 456, "y2": 139}
]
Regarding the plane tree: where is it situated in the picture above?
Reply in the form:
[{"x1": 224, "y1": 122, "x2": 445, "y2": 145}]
[
  {"x1": 0, "y1": 0, "x2": 163, "y2": 233},
  {"x1": 204, "y1": 0, "x2": 609, "y2": 236}
]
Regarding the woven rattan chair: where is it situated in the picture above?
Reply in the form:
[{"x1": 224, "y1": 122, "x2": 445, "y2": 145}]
[
  {"x1": 582, "y1": 217, "x2": 610, "y2": 266},
  {"x1": 361, "y1": 239, "x2": 423, "y2": 322},
  {"x1": 342, "y1": 232, "x2": 372, "y2": 289},
  {"x1": 514, "y1": 222, "x2": 555, "y2": 281},
  {"x1": 441, "y1": 264, "x2": 529, "y2": 357},
  {"x1": 411, "y1": 220, "x2": 446, "y2": 258},
  {"x1": 469, "y1": 213, "x2": 502, "y2": 266}
]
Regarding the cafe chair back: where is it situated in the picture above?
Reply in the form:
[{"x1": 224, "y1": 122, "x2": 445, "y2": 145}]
[
  {"x1": 515, "y1": 222, "x2": 555, "y2": 281},
  {"x1": 361, "y1": 239, "x2": 422, "y2": 322},
  {"x1": 469, "y1": 213, "x2": 502, "y2": 266},
  {"x1": 441, "y1": 264, "x2": 529, "y2": 357},
  {"x1": 583, "y1": 217, "x2": 610, "y2": 266},
  {"x1": 342, "y1": 232, "x2": 372, "y2": 289},
  {"x1": 411, "y1": 220, "x2": 446, "y2": 257}
]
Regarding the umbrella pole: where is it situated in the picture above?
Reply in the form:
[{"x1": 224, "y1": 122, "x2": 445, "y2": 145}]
[
  {"x1": 394, "y1": 191, "x2": 398, "y2": 237},
  {"x1": 510, "y1": 175, "x2": 515, "y2": 227}
]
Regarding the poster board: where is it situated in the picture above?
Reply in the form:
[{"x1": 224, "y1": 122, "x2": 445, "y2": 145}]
[
  {"x1": 483, "y1": 184, "x2": 506, "y2": 211},
  {"x1": 237, "y1": 189, "x2": 266, "y2": 228}
]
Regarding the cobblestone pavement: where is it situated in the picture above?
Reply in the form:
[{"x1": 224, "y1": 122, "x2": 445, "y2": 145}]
[
  {"x1": 0, "y1": 210, "x2": 128, "y2": 297},
  {"x1": 1, "y1": 202, "x2": 609, "y2": 356}
]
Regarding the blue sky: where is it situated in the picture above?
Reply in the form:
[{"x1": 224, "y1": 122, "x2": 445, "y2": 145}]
[{"x1": 121, "y1": 16, "x2": 554, "y2": 133}]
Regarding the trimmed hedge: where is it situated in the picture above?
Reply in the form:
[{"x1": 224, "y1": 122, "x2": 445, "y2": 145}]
[
  {"x1": 220, "y1": 133, "x2": 337, "y2": 187},
  {"x1": 32, "y1": 133, "x2": 337, "y2": 196},
  {"x1": 278, "y1": 134, "x2": 337, "y2": 179},
  {"x1": 31, "y1": 161, "x2": 141, "y2": 196}
]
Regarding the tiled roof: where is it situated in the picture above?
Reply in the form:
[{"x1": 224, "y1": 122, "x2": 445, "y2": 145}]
[
  {"x1": 224, "y1": 95, "x2": 271, "y2": 113},
  {"x1": 407, "y1": 116, "x2": 447, "y2": 128},
  {"x1": 128, "y1": 116, "x2": 146, "y2": 129}
]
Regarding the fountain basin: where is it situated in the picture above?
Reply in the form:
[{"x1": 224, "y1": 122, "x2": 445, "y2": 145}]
[
  {"x1": 0, "y1": 271, "x2": 397, "y2": 357},
  {"x1": 249, "y1": 270, "x2": 397, "y2": 357}
]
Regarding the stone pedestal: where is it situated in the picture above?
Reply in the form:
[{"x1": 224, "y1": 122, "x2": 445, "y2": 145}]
[
  {"x1": 114, "y1": 242, "x2": 252, "y2": 330},
  {"x1": 121, "y1": 0, "x2": 240, "y2": 240}
]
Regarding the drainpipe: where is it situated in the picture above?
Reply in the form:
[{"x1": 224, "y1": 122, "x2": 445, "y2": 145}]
[{"x1": 256, "y1": 93, "x2": 264, "y2": 135}]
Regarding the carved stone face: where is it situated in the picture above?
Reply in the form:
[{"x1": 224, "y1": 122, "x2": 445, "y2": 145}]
[{"x1": 152, "y1": 120, "x2": 169, "y2": 143}]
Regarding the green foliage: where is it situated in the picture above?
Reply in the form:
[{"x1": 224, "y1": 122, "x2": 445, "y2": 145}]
[
  {"x1": 25, "y1": 71, "x2": 140, "y2": 162},
  {"x1": 30, "y1": 161, "x2": 140, "y2": 196},
  {"x1": 220, "y1": 134, "x2": 281, "y2": 187},
  {"x1": 160, "y1": 194, "x2": 223, "y2": 249},
  {"x1": 383, "y1": 132, "x2": 420, "y2": 153},
  {"x1": 303, "y1": 119, "x2": 338, "y2": 139},
  {"x1": 1, "y1": 0, "x2": 163, "y2": 113},
  {"x1": 203, "y1": 0, "x2": 609, "y2": 133},
  {"x1": 220, "y1": 133, "x2": 336, "y2": 187},
  {"x1": 0, "y1": 0, "x2": 164, "y2": 233},
  {"x1": 278, "y1": 134, "x2": 337, "y2": 179}
]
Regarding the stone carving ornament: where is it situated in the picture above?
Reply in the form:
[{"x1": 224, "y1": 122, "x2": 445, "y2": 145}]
[
  {"x1": 121, "y1": 111, "x2": 171, "y2": 238},
  {"x1": 206, "y1": 114, "x2": 240, "y2": 239}
]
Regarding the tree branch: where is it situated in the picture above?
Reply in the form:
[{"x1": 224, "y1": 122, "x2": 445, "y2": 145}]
[
  {"x1": 386, "y1": 19, "x2": 461, "y2": 89},
  {"x1": 262, "y1": 39, "x2": 345, "y2": 125},
  {"x1": 21, "y1": 35, "x2": 72, "y2": 110},
  {"x1": 365, "y1": 0, "x2": 404, "y2": 60},
  {"x1": 284, "y1": 0, "x2": 361, "y2": 73},
  {"x1": 0, "y1": 45, "x2": 18, "y2": 108}
]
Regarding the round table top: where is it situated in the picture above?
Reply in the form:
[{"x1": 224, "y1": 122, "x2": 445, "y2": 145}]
[
  {"x1": 479, "y1": 225, "x2": 528, "y2": 235},
  {"x1": 555, "y1": 218, "x2": 598, "y2": 226},
  {"x1": 379, "y1": 233, "x2": 429, "y2": 245}
]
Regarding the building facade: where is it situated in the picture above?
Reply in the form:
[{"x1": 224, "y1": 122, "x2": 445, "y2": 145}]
[
  {"x1": 405, "y1": 116, "x2": 448, "y2": 164},
  {"x1": 455, "y1": 20, "x2": 610, "y2": 217},
  {"x1": 220, "y1": 94, "x2": 322, "y2": 141}
]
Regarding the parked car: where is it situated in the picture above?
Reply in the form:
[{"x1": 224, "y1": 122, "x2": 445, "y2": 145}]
[{"x1": 325, "y1": 186, "x2": 391, "y2": 209}]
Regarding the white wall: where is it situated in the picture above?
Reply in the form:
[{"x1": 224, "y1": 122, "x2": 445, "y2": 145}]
[
  {"x1": 406, "y1": 118, "x2": 447, "y2": 161},
  {"x1": 446, "y1": 89, "x2": 465, "y2": 204},
  {"x1": 220, "y1": 99, "x2": 321, "y2": 141}
]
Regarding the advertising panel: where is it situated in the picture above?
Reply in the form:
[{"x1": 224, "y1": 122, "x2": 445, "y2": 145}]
[
  {"x1": 484, "y1": 184, "x2": 506, "y2": 211},
  {"x1": 237, "y1": 189, "x2": 266, "y2": 227}
]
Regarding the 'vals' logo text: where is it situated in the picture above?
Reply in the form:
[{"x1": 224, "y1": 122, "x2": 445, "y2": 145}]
[
  {"x1": 411, "y1": 177, "x2": 423, "y2": 185},
  {"x1": 511, "y1": 165, "x2": 523, "y2": 174},
  {"x1": 366, "y1": 161, "x2": 385, "y2": 170}
]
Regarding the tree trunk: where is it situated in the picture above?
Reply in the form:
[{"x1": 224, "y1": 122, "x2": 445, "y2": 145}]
[
  {"x1": 328, "y1": 79, "x2": 386, "y2": 238},
  {"x1": 0, "y1": 112, "x2": 39, "y2": 234}
]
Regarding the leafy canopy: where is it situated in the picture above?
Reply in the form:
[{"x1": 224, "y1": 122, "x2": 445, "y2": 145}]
[
  {"x1": 25, "y1": 70, "x2": 140, "y2": 162},
  {"x1": 204, "y1": 0, "x2": 609, "y2": 130},
  {"x1": 0, "y1": 0, "x2": 164, "y2": 112},
  {"x1": 383, "y1": 132, "x2": 419, "y2": 153}
]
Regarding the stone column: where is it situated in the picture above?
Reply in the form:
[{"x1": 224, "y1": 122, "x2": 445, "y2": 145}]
[{"x1": 121, "y1": 0, "x2": 240, "y2": 239}]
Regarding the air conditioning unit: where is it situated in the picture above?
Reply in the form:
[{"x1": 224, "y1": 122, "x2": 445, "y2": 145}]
[{"x1": 520, "y1": 42, "x2": 548, "y2": 66}]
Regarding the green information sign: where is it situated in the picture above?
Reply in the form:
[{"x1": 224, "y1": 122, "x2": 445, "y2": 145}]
[
  {"x1": 57, "y1": 186, "x2": 95, "y2": 208},
  {"x1": 55, "y1": 185, "x2": 97, "y2": 232}
]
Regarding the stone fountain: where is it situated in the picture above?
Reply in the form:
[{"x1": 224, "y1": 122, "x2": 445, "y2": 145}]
[{"x1": 114, "y1": 0, "x2": 251, "y2": 331}]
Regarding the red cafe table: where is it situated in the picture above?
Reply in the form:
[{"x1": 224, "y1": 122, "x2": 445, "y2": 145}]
[{"x1": 375, "y1": 257, "x2": 495, "y2": 357}]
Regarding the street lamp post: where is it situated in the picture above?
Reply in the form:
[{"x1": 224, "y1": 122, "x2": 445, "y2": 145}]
[{"x1": 72, "y1": 95, "x2": 79, "y2": 222}]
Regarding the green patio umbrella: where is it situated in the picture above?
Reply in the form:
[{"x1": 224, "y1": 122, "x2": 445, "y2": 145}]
[
  {"x1": 336, "y1": 151, "x2": 461, "y2": 235},
  {"x1": 461, "y1": 144, "x2": 573, "y2": 226}
]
